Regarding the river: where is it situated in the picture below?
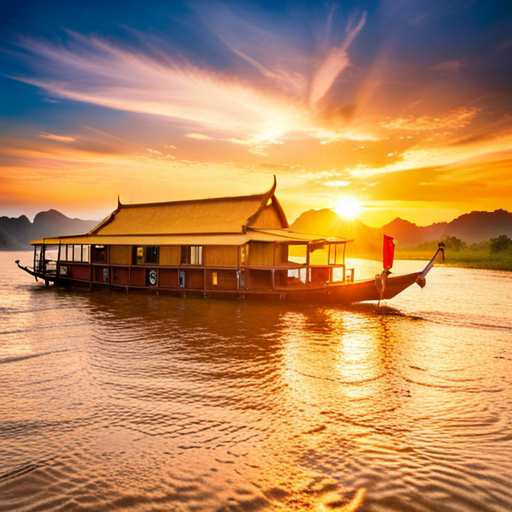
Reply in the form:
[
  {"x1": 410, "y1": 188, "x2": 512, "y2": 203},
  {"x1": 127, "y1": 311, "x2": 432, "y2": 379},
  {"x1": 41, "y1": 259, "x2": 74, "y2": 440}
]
[{"x1": 1, "y1": 251, "x2": 511, "y2": 511}]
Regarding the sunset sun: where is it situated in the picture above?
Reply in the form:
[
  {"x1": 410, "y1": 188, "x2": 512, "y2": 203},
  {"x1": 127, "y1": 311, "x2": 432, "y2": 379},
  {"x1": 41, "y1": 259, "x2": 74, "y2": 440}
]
[{"x1": 333, "y1": 198, "x2": 362, "y2": 220}]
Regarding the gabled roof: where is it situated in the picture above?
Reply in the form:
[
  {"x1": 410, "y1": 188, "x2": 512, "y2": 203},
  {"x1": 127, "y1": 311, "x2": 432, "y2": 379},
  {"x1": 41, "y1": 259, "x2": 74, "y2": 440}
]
[
  {"x1": 90, "y1": 176, "x2": 288, "y2": 236},
  {"x1": 31, "y1": 178, "x2": 353, "y2": 246}
]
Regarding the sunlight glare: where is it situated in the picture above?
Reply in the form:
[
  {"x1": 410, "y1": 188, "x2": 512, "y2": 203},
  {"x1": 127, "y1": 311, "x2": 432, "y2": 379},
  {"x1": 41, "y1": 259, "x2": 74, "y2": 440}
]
[{"x1": 333, "y1": 197, "x2": 362, "y2": 219}]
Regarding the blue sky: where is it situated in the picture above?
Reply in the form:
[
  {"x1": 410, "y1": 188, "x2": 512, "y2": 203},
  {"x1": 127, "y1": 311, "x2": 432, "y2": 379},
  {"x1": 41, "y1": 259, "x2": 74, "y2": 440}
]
[{"x1": 1, "y1": 0, "x2": 511, "y2": 225}]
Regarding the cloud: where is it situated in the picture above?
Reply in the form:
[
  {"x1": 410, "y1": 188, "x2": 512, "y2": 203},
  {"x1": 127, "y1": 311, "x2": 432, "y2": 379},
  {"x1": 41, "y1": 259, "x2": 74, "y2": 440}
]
[
  {"x1": 381, "y1": 107, "x2": 479, "y2": 132},
  {"x1": 309, "y1": 12, "x2": 367, "y2": 106},
  {"x1": 431, "y1": 59, "x2": 466, "y2": 72},
  {"x1": 185, "y1": 133, "x2": 214, "y2": 140},
  {"x1": 39, "y1": 133, "x2": 76, "y2": 142},
  {"x1": 323, "y1": 180, "x2": 351, "y2": 187},
  {"x1": 10, "y1": 4, "x2": 369, "y2": 151}
]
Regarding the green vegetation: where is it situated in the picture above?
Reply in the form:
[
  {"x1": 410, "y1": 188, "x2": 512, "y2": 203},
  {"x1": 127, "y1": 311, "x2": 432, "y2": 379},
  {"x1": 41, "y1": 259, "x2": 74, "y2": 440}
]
[{"x1": 395, "y1": 235, "x2": 512, "y2": 271}]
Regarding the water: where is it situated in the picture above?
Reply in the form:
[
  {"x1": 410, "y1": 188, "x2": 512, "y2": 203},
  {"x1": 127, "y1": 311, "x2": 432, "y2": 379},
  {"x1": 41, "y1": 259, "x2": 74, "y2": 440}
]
[{"x1": 1, "y1": 251, "x2": 511, "y2": 512}]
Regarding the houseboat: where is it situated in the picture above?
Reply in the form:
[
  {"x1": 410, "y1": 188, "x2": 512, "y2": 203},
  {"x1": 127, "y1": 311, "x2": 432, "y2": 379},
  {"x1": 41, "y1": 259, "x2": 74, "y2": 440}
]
[{"x1": 16, "y1": 178, "x2": 444, "y2": 304}]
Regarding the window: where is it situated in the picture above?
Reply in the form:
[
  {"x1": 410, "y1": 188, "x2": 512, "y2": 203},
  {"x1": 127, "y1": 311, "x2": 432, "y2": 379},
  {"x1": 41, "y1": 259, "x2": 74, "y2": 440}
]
[
  {"x1": 180, "y1": 246, "x2": 188, "y2": 265},
  {"x1": 190, "y1": 246, "x2": 202, "y2": 265},
  {"x1": 134, "y1": 246, "x2": 160, "y2": 265},
  {"x1": 59, "y1": 244, "x2": 90, "y2": 262},
  {"x1": 146, "y1": 246, "x2": 159, "y2": 264},
  {"x1": 240, "y1": 245, "x2": 249, "y2": 265},
  {"x1": 136, "y1": 246, "x2": 144, "y2": 264},
  {"x1": 92, "y1": 245, "x2": 107, "y2": 263},
  {"x1": 329, "y1": 245, "x2": 336, "y2": 265},
  {"x1": 329, "y1": 244, "x2": 345, "y2": 265},
  {"x1": 180, "y1": 246, "x2": 203, "y2": 265},
  {"x1": 82, "y1": 245, "x2": 90, "y2": 263}
]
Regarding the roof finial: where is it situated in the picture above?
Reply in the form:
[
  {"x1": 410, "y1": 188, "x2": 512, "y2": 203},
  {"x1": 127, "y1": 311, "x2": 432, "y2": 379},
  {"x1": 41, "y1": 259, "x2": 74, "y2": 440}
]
[{"x1": 270, "y1": 174, "x2": 277, "y2": 196}]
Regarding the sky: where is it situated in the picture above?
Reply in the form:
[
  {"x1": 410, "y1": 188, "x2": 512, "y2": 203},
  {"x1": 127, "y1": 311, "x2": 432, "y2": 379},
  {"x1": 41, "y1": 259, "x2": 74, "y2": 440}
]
[{"x1": 1, "y1": 0, "x2": 511, "y2": 227}]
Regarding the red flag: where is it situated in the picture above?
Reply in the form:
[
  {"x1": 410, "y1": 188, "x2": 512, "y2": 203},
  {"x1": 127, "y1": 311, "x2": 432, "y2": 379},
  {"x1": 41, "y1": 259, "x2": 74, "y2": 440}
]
[{"x1": 383, "y1": 235, "x2": 395, "y2": 270}]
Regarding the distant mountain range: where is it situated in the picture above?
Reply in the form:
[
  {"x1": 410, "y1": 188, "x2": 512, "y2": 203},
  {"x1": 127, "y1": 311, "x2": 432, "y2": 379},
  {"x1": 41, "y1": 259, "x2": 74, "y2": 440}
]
[
  {"x1": 1, "y1": 208, "x2": 511, "y2": 252},
  {"x1": 0, "y1": 210, "x2": 100, "y2": 250},
  {"x1": 290, "y1": 209, "x2": 512, "y2": 254}
]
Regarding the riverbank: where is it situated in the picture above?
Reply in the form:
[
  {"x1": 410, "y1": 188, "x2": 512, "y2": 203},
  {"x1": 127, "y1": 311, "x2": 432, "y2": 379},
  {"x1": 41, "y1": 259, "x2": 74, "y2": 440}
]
[
  {"x1": 395, "y1": 249, "x2": 512, "y2": 271},
  {"x1": 351, "y1": 248, "x2": 512, "y2": 271}
]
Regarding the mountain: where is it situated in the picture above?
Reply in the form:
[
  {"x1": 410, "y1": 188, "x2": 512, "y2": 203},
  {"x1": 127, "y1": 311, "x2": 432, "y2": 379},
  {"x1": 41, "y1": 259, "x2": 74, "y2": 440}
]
[
  {"x1": 32, "y1": 209, "x2": 99, "y2": 240},
  {"x1": 0, "y1": 215, "x2": 33, "y2": 250},
  {"x1": 382, "y1": 209, "x2": 512, "y2": 246},
  {"x1": 380, "y1": 218, "x2": 447, "y2": 246},
  {"x1": 0, "y1": 210, "x2": 100, "y2": 250},
  {"x1": 441, "y1": 210, "x2": 512, "y2": 244},
  {"x1": 290, "y1": 209, "x2": 381, "y2": 254},
  {"x1": 290, "y1": 209, "x2": 512, "y2": 250},
  {"x1": 2, "y1": 207, "x2": 511, "y2": 252}
]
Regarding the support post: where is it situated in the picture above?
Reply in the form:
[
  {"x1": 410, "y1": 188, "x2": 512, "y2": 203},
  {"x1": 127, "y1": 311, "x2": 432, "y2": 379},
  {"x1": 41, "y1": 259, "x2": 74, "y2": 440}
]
[{"x1": 306, "y1": 245, "x2": 310, "y2": 285}]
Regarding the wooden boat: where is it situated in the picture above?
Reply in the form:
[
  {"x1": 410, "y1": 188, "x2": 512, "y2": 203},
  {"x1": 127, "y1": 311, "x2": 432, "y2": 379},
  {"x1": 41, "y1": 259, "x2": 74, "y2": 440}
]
[{"x1": 16, "y1": 178, "x2": 444, "y2": 304}]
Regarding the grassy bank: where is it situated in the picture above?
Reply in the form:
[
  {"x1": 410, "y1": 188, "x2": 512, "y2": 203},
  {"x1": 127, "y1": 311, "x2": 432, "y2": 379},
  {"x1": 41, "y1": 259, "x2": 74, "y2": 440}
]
[{"x1": 395, "y1": 248, "x2": 512, "y2": 271}]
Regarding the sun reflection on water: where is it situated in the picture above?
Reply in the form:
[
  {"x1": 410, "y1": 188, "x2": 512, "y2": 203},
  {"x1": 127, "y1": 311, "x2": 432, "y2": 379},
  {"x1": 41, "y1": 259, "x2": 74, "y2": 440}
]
[{"x1": 2, "y1": 253, "x2": 512, "y2": 511}]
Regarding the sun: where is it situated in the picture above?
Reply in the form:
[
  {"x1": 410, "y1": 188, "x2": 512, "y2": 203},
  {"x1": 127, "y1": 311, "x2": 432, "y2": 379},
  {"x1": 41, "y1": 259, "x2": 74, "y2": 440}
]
[{"x1": 333, "y1": 197, "x2": 362, "y2": 219}]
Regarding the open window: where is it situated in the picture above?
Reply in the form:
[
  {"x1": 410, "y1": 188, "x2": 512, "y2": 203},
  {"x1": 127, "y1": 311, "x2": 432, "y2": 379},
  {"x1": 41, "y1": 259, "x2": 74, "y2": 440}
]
[
  {"x1": 180, "y1": 246, "x2": 203, "y2": 265},
  {"x1": 92, "y1": 245, "x2": 107, "y2": 263},
  {"x1": 133, "y1": 246, "x2": 160, "y2": 265}
]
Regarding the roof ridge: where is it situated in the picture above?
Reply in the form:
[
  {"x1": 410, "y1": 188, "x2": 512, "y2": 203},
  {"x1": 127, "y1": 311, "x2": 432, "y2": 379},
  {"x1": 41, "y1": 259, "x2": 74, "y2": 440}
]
[{"x1": 119, "y1": 192, "x2": 266, "y2": 209}]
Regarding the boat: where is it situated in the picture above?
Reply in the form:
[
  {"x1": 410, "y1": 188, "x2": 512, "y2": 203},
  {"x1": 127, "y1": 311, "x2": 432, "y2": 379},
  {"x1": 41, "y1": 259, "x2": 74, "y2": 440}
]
[{"x1": 16, "y1": 178, "x2": 444, "y2": 304}]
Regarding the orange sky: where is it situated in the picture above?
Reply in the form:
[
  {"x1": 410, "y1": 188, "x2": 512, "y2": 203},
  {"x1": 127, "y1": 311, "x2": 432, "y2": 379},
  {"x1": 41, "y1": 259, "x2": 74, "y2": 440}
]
[{"x1": 1, "y1": 1, "x2": 511, "y2": 227}]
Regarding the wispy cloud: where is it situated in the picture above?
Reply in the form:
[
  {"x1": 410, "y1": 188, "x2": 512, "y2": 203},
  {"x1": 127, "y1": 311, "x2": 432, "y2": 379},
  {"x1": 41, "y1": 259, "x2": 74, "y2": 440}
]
[
  {"x1": 185, "y1": 133, "x2": 214, "y2": 140},
  {"x1": 39, "y1": 133, "x2": 76, "y2": 142},
  {"x1": 430, "y1": 59, "x2": 466, "y2": 72},
  {"x1": 381, "y1": 107, "x2": 479, "y2": 132},
  {"x1": 11, "y1": 5, "x2": 369, "y2": 150},
  {"x1": 309, "y1": 12, "x2": 367, "y2": 106}
]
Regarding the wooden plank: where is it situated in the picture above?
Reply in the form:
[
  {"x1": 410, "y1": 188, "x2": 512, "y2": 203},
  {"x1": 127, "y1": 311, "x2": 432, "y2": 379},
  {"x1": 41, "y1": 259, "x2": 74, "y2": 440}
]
[
  {"x1": 186, "y1": 269, "x2": 204, "y2": 289},
  {"x1": 113, "y1": 267, "x2": 129, "y2": 285},
  {"x1": 160, "y1": 269, "x2": 179, "y2": 288},
  {"x1": 208, "y1": 269, "x2": 237, "y2": 290},
  {"x1": 160, "y1": 246, "x2": 181, "y2": 265},
  {"x1": 203, "y1": 245, "x2": 238, "y2": 267},
  {"x1": 248, "y1": 242, "x2": 273, "y2": 266},
  {"x1": 110, "y1": 245, "x2": 132, "y2": 265}
]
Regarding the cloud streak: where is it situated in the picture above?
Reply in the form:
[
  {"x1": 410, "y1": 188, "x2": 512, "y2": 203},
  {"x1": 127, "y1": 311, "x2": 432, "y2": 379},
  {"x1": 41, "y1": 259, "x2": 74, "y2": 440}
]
[
  {"x1": 309, "y1": 11, "x2": 366, "y2": 106},
  {"x1": 39, "y1": 133, "x2": 76, "y2": 142},
  {"x1": 11, "y1": 6, "x2": 369, "y2": 149}
]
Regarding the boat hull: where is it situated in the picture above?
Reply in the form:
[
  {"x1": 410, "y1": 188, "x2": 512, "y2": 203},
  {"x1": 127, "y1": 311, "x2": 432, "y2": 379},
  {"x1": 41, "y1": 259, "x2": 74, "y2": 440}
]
[
  {"x1": 274, "y1": 272, "x2": 422, "y2": 304},
  {"x1": 18, "y1": 262, "x2": 422, "y2": 304}
]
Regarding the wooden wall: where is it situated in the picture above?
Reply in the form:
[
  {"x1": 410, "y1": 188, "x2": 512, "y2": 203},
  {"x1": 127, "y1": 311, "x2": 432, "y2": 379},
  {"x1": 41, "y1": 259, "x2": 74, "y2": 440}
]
[
  {"x1": 203, "y1": 246, "x2": 238, "y2": 267},
  {"x1": 110, "y1": 245, "x2": 131, "y2": 265},
  {"x1": 274, "y1": 243, "x2": 289, "y2": 265},
  {"x1": 160, "y1": 269, "x2": 179, "y2": 288},
  {"x1": 248, "y1": 242, "x2": 274, "y2": 266},
  {"x1": 160, "y1": 246, "x2": 180, "y2": 265},
  {"x1": 113, "y1": 267, "x2": 129, "y2": 285},
  {"x1": 207, "y1": 269, "x2": 237, "y2": 289},
  {"x1": 185, "y1": 269, "x2": 204, "y2": 289},
  {"x1": 249, "y1": 269, "x2": 273, "y2": 290}
]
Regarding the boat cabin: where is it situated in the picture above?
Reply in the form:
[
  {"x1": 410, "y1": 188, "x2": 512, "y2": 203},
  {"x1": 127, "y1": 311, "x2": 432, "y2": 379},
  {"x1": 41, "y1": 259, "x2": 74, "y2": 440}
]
[{"x1": 29, "y1": 179, "x2": 354, "y2": 298}]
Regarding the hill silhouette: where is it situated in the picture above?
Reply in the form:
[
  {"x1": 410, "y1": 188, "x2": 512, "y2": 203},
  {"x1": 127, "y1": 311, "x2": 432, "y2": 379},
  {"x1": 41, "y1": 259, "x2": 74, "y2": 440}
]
[
  {"x1": 0, "y1": 210, "x2": 100, "y2": 250},
  {"x1": 290, "y1": 209, "x2": 512, "y2": 253},
  {"x1": 290, "y1": 209, "x2": 381, "y2": 254},
  {"x1": 2, "y1": 208, "x2": 511, "y2": 252}
]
